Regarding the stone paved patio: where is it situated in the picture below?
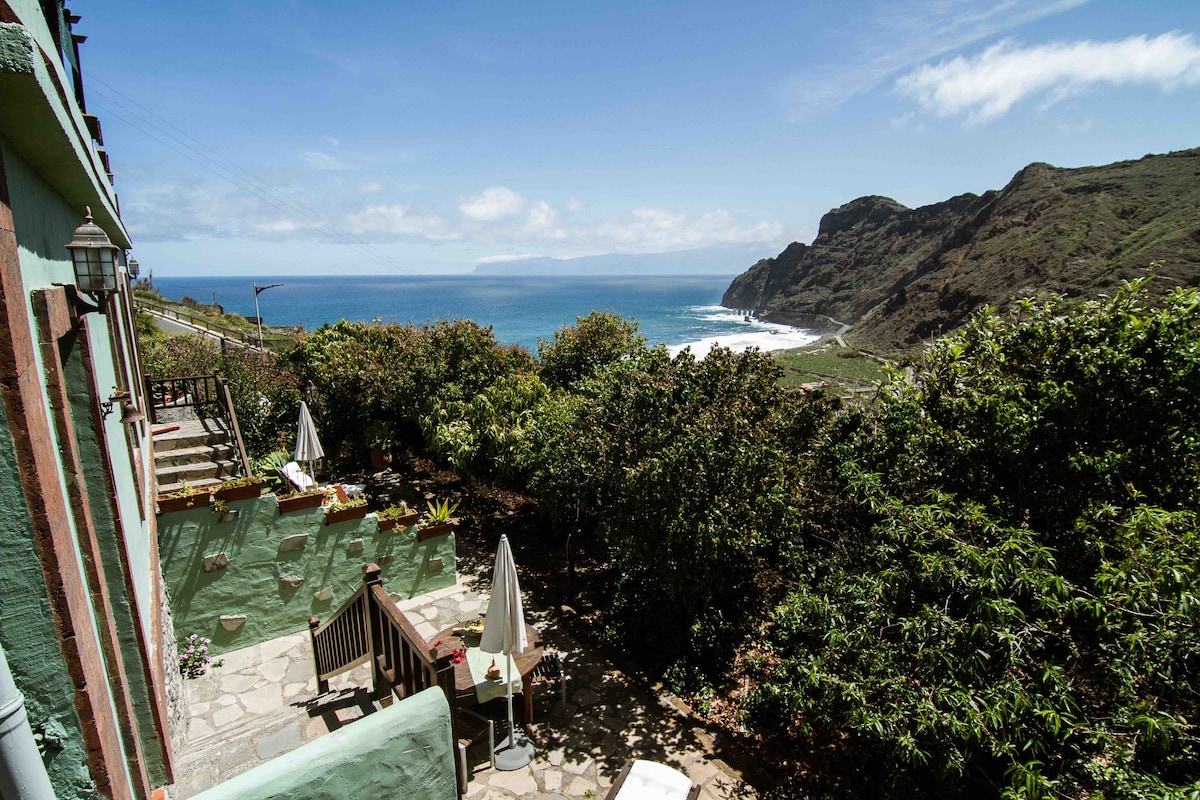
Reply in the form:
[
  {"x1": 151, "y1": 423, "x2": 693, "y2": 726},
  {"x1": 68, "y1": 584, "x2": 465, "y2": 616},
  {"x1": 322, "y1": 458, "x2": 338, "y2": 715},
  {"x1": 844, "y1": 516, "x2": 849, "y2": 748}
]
[{"x1": 169, "y1": 576, "x2": 759, "y2": 800}]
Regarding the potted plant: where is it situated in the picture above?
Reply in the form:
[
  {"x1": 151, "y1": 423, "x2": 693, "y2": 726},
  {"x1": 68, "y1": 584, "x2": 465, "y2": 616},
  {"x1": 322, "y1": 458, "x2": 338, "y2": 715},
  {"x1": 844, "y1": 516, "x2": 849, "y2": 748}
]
[
  {"x1": 365, "y1": 420, "x2": 395, "y2": 471},
  {"x1": 276, "y1": 488, "x2": 324, "y2": 515},
  {"x1": 418, "y1": 498, "x2": 459, "y2": 541},
  {"x1": 156, "y1": 481, "x2": 214, "y2": 515},
  {"x1": 212, "y1": 498, "x2": 239, "y2": 523},
  {"x1": 377, "y1": 501, "x2": 420, "y2": 532},
  {"x1": 214, "y1": 475, "x2": 264, "y2": 502},
  {"x1": 325, "y1": 495, "x2": 369, "y2": 526}
]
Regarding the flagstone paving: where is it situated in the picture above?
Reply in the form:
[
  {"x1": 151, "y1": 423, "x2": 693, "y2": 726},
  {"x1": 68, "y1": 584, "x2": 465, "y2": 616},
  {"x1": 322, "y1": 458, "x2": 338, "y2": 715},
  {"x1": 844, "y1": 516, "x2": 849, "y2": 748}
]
[{"x1": 169, "y1": 578, "x2": 758, "y2": 799}]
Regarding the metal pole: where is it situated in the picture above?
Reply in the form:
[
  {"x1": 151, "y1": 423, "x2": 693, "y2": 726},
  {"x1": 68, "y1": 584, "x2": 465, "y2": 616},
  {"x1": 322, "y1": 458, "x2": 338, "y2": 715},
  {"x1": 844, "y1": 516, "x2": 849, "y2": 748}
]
[
  {"x1": 252, "y1": 282, "x2": 282, "y2": 351},
  {"x1": 0, "y1": 642, "x2": 57, "y2": 800}
]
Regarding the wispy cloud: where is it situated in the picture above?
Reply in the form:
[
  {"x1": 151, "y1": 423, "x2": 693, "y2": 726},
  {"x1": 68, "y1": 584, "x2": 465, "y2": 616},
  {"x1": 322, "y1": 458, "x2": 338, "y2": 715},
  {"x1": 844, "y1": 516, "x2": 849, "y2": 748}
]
[
  {"x1": 783, "y1": 0, "x2": 1088, "y2": 118},
  {"x1": 460, "y1": 186, "x2": 527, "y2": 222},
  {"x1": 301, "y1": 151, "x2": 351, "y2": 171},
  {"x1": 346, "y1": 204, "x2": 455, "y2": 240},
  {"x1": 346, "y1": 194, "x2": 783, "y2": 255},
  {"x1": 896, "y1": 32, "x2": 1200, "y2": 123}
]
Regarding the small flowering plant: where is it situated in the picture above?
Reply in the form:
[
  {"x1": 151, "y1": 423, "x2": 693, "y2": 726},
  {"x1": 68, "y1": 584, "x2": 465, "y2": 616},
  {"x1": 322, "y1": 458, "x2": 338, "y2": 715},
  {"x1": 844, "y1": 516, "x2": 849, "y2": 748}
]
[
  {"x1": 179, "y1": 634, "x2": 223, "y2": 678},
  {"x1": 434, "y1": 641, "x2": 468, "y2": 665}
]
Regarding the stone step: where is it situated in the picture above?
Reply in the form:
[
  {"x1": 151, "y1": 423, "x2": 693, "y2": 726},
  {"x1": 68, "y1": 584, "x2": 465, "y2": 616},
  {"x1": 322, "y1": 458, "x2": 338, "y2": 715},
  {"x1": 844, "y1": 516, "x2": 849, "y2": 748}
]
[
  {"x1": 152, "y1": 420, "x2": 233, "y2": 453},
  {"x1": 156, "y1": 477, "x2": 223, "y2": 496},
  {"x1": 156, "y1": 460, "x2": 240, "y2": 485},
  {"x1": 155, "y1": 443, "x2": 236, "y2": 468}
]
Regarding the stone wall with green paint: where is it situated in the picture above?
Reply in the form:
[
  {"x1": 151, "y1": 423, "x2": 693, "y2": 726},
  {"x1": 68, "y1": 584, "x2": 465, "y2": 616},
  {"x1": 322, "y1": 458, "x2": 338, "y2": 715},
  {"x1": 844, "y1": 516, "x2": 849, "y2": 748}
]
[
  {"x1": 158, "y1": 496, "x2": 457, "y2": 654},
  {"x1": 190, "y1": 686, "x2": 456, "y2": 800},
  {"x1": 0, "y1": 399, "x2": 100, "y2": 799}
]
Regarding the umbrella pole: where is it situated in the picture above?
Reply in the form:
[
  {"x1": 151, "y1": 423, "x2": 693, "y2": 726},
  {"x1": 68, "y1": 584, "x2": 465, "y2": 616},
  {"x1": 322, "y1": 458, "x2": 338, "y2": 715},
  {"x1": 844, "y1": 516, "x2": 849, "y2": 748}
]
[{"x1": 506, "y1": 655, "x2": 515, "y2": 743}]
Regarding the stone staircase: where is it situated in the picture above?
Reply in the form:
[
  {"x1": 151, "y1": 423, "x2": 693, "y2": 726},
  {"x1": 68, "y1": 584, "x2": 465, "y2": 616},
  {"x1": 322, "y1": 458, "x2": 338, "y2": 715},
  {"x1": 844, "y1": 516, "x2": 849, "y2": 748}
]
[{"x1": 153, "y1": 419, "x2": 243, "y2": 494}]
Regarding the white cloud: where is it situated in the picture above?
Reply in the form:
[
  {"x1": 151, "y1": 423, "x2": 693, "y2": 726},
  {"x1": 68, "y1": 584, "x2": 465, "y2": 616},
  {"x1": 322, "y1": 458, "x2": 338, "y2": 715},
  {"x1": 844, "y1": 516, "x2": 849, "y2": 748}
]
[
  {"x1": 783, "y1": 0, "x2": 1087, "y2": 118},
  {"x1": 459, "y1": 186, "x2": 526, "y2": 222},
  {"x1": 896, "y1": 32, "x2": 1200, "y2": 122},
  {"x1": 475, "y1": 253, "x2": 540, "y2": 264},
  {"x1": 526, "y1": 200, "x2": 557, "y2": 231},
  {"x1": 594, "y1": 208, "x2": 782, "y2": 252},
  {"x1": 346, "y1": 204, "x2": 455, "y2": 240},
  {"x1": 362, "y1": 181, "x2": 384, "y2": 193},
  {"x1": 252, "y1": 219, "x2": 303, "y2": 236},
  {"x1": 301, "y1": 151, "x2": 351, "y2": 170}
]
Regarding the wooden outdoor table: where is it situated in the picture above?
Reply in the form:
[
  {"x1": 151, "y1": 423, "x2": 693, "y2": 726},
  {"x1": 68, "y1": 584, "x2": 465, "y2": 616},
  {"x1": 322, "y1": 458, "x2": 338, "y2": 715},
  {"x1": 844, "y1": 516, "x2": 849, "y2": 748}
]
[{"x1": 433, "y1": 621, "x2": 544, "y2": 725}]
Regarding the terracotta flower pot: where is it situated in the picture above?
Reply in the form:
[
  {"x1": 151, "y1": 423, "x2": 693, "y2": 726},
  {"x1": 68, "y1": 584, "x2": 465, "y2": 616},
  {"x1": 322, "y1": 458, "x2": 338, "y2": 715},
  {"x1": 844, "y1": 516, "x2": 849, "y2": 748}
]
[
  {"x1": 156, "y1": 491, "x2": 213, "y2": 515},
  {"x1": 214, "y1": 481, "x2": 263, "y2": 502},
  {"x1": 276, "y1": 492, "x2": 324, "y2": 514},
  {"x1": 418, "y1": 521, "x2": 457, "y2": 542},
  {"x1": 369, "y1": 448, "x2": 393, "y2": 471},
  {"x1": 325, "y1": 505, "x2": 370, "y2": 526}
]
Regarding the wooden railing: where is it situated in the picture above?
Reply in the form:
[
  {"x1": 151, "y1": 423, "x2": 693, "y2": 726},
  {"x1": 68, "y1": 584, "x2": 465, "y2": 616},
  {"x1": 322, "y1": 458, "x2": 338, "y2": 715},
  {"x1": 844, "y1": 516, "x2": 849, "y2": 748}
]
[
  {"x1": 144, "y1": 373, "x2": 253, "y2": 476},
  {"x1": 310, "y1": 564, "x2": 461, "y2": 791}
]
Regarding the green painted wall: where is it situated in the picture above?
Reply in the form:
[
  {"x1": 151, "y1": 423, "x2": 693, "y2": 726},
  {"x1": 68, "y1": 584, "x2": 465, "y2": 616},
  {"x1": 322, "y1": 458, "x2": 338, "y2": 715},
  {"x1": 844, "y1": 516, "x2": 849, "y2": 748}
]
[
  {"x1": 190, "y1": 687, "x2": 457, "y2": 800},
  {"x1": 0, "y1": 139, "x2": 137, "y2": 799},
  {"x1": 0, "y1": 398, "x2": 100, "y2": 799},
  {"x1": 158, "y1": 499, "x2": 457, "y2": 654},
  {"x1": 4, "y1": 135, "x2": 153, "y2": 795},
  {"x1": 64, "y1": 345, "x2": 167, "y2": 784}
]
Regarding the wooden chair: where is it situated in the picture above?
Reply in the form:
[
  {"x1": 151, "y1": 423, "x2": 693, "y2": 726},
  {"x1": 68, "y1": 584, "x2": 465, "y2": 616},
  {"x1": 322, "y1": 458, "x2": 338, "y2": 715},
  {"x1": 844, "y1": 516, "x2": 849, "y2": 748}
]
[
  {"x1": 530, "y1": 650, "x2": 567, "y2": 716},
  {"x1": 455, "y1": 707, "x2": 495, "y2": 792}
]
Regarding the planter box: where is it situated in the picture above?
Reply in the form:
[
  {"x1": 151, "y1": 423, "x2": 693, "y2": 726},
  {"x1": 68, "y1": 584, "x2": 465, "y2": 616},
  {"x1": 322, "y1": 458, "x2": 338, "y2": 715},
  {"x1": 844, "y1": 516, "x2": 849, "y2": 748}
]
[
  {"x1": 378, "y1": 512, "x2": 420, "y2": 532},
  {"x1": 156, "y1": 491, "x2": 213, "y2": 515},
  {"x1": 214, "y1": 481, "x2": 263, "y2": 502},
  {"x1": 276, "y1": 492, "x2": 324, "y2": 514},
  {"x1": 418, "y1": 521, "x2": 457, "y2": 542},
  {"x1": 325, "y1": 505, "x2": 370, "y2": 526}
]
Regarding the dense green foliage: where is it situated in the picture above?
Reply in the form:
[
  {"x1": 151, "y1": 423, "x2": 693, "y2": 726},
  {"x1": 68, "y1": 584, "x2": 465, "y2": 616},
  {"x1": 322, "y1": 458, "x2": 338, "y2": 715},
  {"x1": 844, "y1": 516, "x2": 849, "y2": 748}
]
[
  {"x1": 751, "y1": 280, "x2": 1200, "y2": 798},
  {"x1": 529, "y1": 345, "x2": 836, "y2": 678},
  {"x1": 141, "y1": 281, "x2": 1200, "y2": 798},
  {"x1": 537, "y1": 310, "x2": 646, "y2": 389},
  {"x1": 287, "y1": 318, "x2": 534, "y2": 464}
]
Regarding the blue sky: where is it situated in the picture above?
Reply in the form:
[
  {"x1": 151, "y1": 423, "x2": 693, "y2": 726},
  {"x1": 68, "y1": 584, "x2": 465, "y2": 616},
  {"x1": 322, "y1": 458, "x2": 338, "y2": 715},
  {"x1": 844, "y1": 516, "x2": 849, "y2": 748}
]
[{"x1": 81, "y1": 0, "x2": 1200, "y2": 276}]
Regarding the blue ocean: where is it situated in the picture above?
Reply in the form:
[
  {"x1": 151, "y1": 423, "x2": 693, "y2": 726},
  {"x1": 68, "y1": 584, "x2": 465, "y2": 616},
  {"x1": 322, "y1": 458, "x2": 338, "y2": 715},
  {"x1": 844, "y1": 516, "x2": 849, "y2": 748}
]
[{"x1": 151, "y1": 275, "x2": 818, "y2": 355}]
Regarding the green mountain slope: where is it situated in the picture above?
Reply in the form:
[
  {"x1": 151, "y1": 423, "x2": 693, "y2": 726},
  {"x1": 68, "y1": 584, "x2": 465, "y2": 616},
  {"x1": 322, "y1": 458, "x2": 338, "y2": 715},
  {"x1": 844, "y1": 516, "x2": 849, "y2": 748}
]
[{"x1": 724, "y1": 147, "x2": 1200, "y2": 352}]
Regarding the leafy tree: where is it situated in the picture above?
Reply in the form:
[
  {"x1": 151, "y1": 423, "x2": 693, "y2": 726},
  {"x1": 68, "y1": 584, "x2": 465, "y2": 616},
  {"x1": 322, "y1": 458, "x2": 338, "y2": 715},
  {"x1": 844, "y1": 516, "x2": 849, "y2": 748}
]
[
  {"x1": 529, "y1": 345, "x2": 835, "y2": 680},
  {"x1": 750, "y1": 279, "x2": 1200, "y2": 799},
  {"x1": 537, "y1": 311, "x2": 647, "y2": 389},
  {"x1": 423, "y1": 370, "x2": 548, "y2": 484}
]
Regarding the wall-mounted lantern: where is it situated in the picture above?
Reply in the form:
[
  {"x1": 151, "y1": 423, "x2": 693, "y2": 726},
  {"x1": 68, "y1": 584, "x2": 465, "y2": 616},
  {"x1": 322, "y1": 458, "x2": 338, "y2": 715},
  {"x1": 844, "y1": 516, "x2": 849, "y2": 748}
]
[
  {"x1": 127, "y1": 258, "x2": 140, "y2": 279},
  {"x1": 65, "y1": 206, "x2": 119, "y2": 315}
]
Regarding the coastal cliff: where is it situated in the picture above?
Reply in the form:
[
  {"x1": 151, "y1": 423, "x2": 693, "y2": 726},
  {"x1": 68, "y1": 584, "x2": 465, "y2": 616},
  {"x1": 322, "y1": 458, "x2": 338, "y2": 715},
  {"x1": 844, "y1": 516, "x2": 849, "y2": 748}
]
[{"x1": 725, "y1": 147, "x2": 1200, "y2": 351}]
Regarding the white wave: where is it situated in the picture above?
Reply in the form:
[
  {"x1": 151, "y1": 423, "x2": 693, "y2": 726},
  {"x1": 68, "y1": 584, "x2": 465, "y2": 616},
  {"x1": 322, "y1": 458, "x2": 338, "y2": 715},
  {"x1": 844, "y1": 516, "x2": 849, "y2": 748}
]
[{"x1": 668, "y1": 326, "x2": 820, "y2": 358}]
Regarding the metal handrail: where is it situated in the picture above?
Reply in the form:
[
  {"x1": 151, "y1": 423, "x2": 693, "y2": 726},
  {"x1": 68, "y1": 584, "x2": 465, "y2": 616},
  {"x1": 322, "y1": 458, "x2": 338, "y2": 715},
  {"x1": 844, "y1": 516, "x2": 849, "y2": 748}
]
[{"x1": 133, "y1": 297, "x2": 258, "y2": 347}]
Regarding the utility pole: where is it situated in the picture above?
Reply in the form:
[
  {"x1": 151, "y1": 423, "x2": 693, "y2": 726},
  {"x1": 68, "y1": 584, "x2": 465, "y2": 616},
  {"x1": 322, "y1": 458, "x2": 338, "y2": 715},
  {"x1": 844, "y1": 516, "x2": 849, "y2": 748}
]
[{"x1": 253, "y1": 282, "x2": 283, "y2": 351}]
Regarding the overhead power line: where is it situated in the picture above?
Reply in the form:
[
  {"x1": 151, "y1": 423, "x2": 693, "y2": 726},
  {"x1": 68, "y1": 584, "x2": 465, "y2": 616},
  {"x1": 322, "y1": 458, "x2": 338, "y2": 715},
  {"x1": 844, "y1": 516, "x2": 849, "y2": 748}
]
[{"x1": 84, "y1": 72, "x2": 421, "y2": 276}]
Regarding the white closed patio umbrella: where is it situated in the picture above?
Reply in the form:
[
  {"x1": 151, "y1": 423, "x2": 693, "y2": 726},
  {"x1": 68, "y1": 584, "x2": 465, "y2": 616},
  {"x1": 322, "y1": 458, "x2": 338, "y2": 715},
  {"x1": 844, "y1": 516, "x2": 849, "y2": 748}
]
[
  {"x1": 294, "y1": 401, "x2": 325, "y2": 487},
  {"x1": 479, "y1": 534, "x2": 535, "y2": 770}
]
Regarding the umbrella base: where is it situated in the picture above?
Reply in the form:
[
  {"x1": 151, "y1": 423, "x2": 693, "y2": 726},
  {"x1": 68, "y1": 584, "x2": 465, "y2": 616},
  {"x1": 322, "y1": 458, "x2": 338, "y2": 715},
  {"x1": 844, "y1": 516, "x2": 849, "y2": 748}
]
[{"x1": 493, "y1": 732, "x2": 535, "y2": 771}]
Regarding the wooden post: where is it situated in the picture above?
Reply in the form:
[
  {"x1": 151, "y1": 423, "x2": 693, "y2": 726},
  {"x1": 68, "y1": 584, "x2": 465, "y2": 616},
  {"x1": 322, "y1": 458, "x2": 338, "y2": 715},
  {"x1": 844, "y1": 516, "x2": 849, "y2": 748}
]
[
  {"x1": 362, "y1": 564, "x2": 384, "y2": 701},
  {"x1": 308, "y1": 616, "x2": 328, "y2": 694},
  {"x1": 436, "y1": 653, "x2": 464, "y2": 795}
]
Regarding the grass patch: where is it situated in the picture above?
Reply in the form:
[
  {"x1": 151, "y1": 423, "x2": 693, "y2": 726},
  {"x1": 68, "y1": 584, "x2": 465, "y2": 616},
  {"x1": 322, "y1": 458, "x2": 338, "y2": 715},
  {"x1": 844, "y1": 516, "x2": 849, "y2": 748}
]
[{"x1": 773, "y1": 344, "x2": 888, "y2": 390}]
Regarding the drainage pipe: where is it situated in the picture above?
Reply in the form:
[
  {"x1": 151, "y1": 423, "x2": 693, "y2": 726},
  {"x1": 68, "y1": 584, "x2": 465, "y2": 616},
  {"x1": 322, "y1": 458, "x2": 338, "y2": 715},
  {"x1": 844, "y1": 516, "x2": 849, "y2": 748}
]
[{"x1": 0, "y1": 642, "x2": 57, "y2": 800}]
